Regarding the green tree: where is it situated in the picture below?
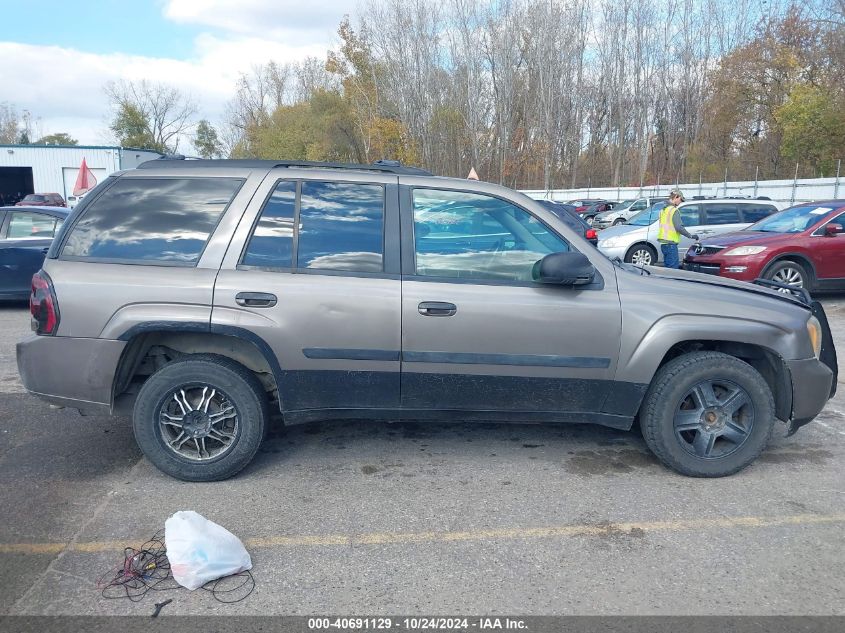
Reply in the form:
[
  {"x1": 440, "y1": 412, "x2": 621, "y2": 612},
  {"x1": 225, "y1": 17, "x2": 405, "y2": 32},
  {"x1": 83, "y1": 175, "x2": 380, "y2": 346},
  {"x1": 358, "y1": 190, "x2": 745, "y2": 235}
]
[
  {"x1": 34, "y1": 132, "x2": 78, "y2": 146},
  {"x1": 109, "y1": 102, "x2": 161, "y2": 151},
  {"x1": 776, "y1": 85, "x2": 845, "y2": 175},
  {"x1": 17, "y1": 130, "x2": 30, "y2": 144},
  {"x1": 193, "y1": 120, "x2": 223, "y2": 158}
]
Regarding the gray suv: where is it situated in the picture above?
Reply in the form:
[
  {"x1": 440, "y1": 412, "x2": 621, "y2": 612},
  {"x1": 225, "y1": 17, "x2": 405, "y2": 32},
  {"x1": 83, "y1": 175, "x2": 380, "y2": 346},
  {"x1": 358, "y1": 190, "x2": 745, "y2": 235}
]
[{"x1": 17, "y1": 160, "x2": 837, "y2": 481}]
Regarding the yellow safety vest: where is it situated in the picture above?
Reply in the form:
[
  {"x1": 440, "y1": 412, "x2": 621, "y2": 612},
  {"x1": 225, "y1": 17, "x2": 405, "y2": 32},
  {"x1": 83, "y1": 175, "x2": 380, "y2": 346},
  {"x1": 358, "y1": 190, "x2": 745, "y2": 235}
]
[{"x1": 658, "y1": 205, "x2": 681, "y2": 243}]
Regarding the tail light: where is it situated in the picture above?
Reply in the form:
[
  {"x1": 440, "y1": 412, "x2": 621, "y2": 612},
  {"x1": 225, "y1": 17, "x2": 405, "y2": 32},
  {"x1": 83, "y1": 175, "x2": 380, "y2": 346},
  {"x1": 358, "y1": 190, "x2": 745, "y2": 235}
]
[
  {"x1": 585, "y1": 228, "x2": 597, "y2": 240},
  {"x1": 30, "y1": 271, "x2": 60, "y2": 335}
]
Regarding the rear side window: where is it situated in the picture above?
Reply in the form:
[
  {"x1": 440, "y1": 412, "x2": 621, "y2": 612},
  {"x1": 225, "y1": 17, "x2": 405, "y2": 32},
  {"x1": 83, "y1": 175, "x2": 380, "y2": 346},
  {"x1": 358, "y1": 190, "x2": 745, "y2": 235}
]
[
  {"x1": 62, "y1": 178, "x2": 242, "y2": 263},
  {"x1": 242, "y1": 180, "x2": 296, "y2": 268},
  {"x1": 703, "y1": 204, "x2": 740, "y2": 225},
  {"x1": 241, "y1": 180, "x2": 385, "y2": 273},
  {"x1": 7, "y1": 212, "x2": 59, "y2": 238},
  {"x1": 296, "y1": 181, "x2": 385, "y2": 272},
  {"x1": 742, "y1": 204, "x2": 778, "y2": 223},
  {"x1": 679, "y1": 205, "x2": 700, "y2": 226}
]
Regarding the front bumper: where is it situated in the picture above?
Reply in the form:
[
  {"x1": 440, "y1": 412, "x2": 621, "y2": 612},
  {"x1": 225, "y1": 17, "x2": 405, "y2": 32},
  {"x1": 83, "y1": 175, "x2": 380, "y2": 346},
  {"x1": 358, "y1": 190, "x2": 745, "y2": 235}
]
[
  {"x1": 597, "y1": 244, "x2": 627, "y2": 260},
  {"x1": 16, "y1": 334, "x2": 127, "y2": 413},
  {"x1": 787, "y1": 358, "x2": 835, "y2": 432}
]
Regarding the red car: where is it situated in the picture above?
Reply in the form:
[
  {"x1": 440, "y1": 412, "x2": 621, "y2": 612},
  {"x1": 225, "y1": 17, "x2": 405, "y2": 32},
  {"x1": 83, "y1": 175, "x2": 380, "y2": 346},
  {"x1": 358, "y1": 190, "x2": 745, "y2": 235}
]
[
  {"x1": 15, "y1": 193, "x2": 67, "y2": 207},
  {"x1": 684, "y1": 201, "x2": 845, "y2": 293}
]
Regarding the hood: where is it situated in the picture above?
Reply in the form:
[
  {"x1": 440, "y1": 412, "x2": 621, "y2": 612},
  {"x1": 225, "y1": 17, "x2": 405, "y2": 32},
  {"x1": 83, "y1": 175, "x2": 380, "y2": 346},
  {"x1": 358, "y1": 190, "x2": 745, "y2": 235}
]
[
  {"x1": 698, "y1": 230, "x2": 800, "y2": 248},
  {"x1": 598, "y1": 222, "x2": 651, "y2": 240},
  {"x1": 639, "y1": 264, "x2": 807, "y2": 307}
]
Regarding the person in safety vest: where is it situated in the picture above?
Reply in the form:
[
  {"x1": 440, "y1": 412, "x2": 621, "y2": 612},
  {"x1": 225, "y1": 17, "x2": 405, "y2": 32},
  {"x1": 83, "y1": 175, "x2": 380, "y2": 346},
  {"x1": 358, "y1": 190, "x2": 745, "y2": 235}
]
[{"x1": 657, "y1": 189, "x2": 699, "y2": 269}]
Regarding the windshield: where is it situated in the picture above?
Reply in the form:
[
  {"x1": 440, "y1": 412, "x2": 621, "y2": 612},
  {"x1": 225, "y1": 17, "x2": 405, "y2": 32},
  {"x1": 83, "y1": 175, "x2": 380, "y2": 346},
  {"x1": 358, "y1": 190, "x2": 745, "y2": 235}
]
[
  {"x1": 615, "y1": 199, "x2": 637, "y2": 209},
  {"x1": 750, "y1": 205, "x2": 835, "y2": 233},
  {"x1": 23, "y1": 195, "x2": 46, "y2": 202},
  {"x1": 628, "y1": 202, "x2": 666, "y2": 226}
]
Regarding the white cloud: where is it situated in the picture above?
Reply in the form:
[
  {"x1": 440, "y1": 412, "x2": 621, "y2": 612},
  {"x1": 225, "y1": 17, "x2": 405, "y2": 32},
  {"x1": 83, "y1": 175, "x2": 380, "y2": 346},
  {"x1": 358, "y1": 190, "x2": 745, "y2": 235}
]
[
  {"x1": 1, "y1": 1, "x2": 351, "y2": 146},
  {"x1": 164, "y1": 0, "x2": 355, "y2": 45}
]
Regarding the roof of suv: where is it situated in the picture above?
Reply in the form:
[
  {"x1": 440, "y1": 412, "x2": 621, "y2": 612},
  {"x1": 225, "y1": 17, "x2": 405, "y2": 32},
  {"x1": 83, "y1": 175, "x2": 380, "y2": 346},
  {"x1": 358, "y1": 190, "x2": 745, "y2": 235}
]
[{"x1": 137, "y1": 158, "x2": 434, "y2": 176}]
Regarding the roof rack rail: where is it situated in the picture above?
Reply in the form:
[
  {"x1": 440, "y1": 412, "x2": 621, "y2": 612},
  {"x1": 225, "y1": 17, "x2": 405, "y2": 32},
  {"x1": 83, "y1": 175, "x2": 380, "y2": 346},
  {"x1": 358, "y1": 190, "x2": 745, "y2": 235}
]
[{"x1": 137, "y1": 158, "x2": 433, "y2": 176}]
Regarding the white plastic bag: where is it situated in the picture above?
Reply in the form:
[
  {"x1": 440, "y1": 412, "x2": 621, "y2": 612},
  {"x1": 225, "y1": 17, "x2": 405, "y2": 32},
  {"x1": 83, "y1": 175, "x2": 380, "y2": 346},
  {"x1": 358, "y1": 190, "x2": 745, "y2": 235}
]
[{"x1": 165, "y1": 511, "x2": 252, "y2": 590}]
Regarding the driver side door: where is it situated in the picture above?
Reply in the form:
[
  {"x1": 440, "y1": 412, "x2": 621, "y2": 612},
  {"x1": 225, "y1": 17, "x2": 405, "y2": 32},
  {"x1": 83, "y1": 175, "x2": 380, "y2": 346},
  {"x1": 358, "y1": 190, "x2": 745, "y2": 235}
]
[{"x1": 399, "y1": 186, "x2": 625, "y2": 420}]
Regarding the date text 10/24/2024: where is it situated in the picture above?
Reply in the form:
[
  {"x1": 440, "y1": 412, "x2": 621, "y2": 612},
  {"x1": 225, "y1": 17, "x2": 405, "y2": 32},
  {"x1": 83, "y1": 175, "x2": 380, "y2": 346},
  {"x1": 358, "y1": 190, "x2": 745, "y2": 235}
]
[{"x1": 308, "y1": 617, "x2": 528, "y2": 630}]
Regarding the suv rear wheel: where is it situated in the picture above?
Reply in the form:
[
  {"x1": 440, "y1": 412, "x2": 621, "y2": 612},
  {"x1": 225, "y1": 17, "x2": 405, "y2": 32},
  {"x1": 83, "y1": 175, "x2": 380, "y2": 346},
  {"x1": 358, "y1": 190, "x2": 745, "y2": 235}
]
[
  {"x1": 133, "y1": 354, "x2": 268, "y2": 481},
  {"x1": 640, "y1": 351, "x2": 775, "y2": 477}
]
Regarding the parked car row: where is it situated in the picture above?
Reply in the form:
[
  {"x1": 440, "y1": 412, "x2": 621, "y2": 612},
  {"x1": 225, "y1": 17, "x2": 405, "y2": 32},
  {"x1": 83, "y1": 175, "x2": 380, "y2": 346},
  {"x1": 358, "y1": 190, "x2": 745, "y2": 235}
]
[
  {"x1": 596, "y1": 199, "x2": 783, "y2": 265},
  {"x1": 684, "y1": 202, "x2": 845, "y2": 292}
]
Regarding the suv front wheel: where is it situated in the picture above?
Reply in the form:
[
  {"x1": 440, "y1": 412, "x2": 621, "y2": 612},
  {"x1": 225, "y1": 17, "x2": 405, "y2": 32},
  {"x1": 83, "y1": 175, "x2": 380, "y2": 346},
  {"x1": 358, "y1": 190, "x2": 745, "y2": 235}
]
[
  {"x1": 133, "y1": 355, "x2": 269, "y2": 481},
  {"x1": 639, "y1": 351, "x2": 775, "y2": 477}
]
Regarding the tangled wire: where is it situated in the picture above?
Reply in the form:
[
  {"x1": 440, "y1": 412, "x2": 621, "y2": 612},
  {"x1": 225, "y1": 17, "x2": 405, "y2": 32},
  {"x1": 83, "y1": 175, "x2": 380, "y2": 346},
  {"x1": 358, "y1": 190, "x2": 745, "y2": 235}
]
[{"x1": 97, "y1": 531, "x2": 254, "y2": 604}]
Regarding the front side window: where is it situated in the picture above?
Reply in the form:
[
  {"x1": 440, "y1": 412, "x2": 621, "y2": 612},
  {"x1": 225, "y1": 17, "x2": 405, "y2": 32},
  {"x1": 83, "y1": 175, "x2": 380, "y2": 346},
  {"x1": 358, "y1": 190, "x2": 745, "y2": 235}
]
[
  {"x1": 297, "y1": 181, "x2": 385, "y2": 273},
  {"x1": 413, "y1": 189, "x2": 569, "y2": 282},
  {"x1": 7, "y1": 212, "x2": 59, "y2": 238},
  {"x1": 62, "y1": 177, "x2": 242, "y2": 263}
]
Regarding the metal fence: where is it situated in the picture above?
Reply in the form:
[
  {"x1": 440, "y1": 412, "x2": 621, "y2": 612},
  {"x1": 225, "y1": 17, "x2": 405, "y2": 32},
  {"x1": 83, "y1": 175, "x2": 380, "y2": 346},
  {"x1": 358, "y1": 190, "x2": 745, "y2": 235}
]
[{"x1": 522, "y1": 174, "x2": 843, "y2": 205}]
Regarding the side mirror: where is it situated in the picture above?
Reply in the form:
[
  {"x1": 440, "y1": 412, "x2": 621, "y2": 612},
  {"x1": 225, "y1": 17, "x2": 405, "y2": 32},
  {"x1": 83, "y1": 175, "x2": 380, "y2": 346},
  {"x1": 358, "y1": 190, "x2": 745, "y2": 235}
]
[
  {"x1": 532, "y1": 252, "x2": 596, "y2": 286},
  {"x1": 824, "y1": 223, "x2": 843, "y2": 236}
]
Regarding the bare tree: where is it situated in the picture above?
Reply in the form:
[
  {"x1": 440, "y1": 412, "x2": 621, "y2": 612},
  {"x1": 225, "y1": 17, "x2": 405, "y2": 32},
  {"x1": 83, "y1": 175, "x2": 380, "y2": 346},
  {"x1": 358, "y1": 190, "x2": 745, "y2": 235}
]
[{"x1": 104, "y1": 80, "x2": 197, "y2": 153}]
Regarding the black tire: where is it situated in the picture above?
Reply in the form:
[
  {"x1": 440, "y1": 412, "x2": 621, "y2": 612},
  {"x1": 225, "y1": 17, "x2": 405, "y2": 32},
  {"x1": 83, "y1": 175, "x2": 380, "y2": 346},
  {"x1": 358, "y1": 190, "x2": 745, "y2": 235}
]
[
  {"x1": 624, "y1": 243, "x2": 657, "y2": 266},
  {"x1": 133, "y1": 354, "x2": 269, "y2": 482},
  {"x1": 613, "y1": 218, "x2": 625, "y2": 226},
  {"x1": 640, "y1": 351, "x2": 775, "y2": 477},
  {"x1": 763, "y1": 260, "x2": 812, "y2": 292}
]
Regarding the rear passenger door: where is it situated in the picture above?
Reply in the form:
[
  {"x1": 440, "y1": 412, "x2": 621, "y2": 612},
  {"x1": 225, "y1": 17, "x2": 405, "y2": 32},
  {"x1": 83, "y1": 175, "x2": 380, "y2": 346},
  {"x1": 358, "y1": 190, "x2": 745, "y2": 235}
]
[
  {"x1": 214, "y1": 170, "x2": 402, "y2": 414},
  {"x1": 700, "y1": 204, "x2": 745, "y2": 241}
]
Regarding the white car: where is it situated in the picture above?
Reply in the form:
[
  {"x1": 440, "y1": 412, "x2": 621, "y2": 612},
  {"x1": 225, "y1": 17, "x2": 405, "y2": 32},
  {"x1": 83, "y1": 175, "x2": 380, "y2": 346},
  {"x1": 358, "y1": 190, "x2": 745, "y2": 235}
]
[
  {"x1": 593, "y1": 197, "x2": 668, "y2": 229},
  {"x1": 597, "y1": 199, "x2": 783, "y2": 265}
]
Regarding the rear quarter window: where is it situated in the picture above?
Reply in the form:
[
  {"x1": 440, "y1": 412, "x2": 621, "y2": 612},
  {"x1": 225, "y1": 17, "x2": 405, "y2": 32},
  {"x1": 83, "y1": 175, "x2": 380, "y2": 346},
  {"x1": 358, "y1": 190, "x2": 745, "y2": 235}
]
[{"x1": 61, "y1": 177, "x2": 243, "y2": 264}]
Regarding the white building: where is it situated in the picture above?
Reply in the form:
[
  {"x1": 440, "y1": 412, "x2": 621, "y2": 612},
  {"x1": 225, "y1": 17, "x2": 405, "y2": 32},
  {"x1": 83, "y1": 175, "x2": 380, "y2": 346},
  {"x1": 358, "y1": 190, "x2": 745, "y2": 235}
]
[{"x1": 0, "y1": 144, "x2": 162, "y2": 206}]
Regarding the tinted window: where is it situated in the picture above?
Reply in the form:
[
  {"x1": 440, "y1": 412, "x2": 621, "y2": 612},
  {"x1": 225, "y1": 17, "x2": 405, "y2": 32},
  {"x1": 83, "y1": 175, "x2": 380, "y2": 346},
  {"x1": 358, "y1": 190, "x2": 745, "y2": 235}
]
[
  {"x1": 742, "y1": 204, "x2": 778, "y2": 223},
  {"x1": 413, "y1": 189, "x2": 569, "y2": 282},
  {"x1": 7, "y1": 212, "x2": 58, "y2": 238},
  {"x1": 679, "y1": 205, "x2": 700, "y2": 226},
  {"x1": 242, "y1": 180, "x2": 296, "y2": 268},
  {"x1": 62, "y1": 178, "x2": 242, "y2": 263},
  {"x1": 297, "y1": 181, "x2": 384, "y2": 272},
  {"x1": 703, "y1": 204, "x2": 740, "y2": 225}
]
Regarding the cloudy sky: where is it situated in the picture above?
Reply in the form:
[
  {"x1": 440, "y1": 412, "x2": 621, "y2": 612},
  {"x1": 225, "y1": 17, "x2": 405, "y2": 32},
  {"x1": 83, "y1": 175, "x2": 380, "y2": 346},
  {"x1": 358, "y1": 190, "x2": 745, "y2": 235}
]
[{"x1": 0, "y1": 0, "x2": 355, "y2": 146}]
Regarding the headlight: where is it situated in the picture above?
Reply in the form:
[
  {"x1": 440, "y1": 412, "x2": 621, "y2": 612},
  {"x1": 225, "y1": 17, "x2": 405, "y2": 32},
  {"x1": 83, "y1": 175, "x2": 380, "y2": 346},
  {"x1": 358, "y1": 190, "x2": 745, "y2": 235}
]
[
  {"x1": 807, "y1": 316, "x2": 822, "y2": 358},
  {"x1": 722, "y1": 245, "x2": 767, "y2": 256}
]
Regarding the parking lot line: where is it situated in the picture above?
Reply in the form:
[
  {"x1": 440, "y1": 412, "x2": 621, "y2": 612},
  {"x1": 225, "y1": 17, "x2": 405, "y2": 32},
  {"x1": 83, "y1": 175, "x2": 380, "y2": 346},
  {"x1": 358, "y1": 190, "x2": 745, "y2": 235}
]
[{"x1": 2, "y1": 512, "x2": 843, "y2": 555}]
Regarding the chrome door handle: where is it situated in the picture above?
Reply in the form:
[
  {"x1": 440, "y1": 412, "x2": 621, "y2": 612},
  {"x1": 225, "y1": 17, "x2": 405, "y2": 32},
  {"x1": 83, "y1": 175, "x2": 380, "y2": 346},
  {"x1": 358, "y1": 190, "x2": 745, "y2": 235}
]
[
  {"x1": 418, "y1": 301, "x2": 457, "y2": 317},
  {"x1": 235, "y1": 292, "x2": 277, "y2": 307}
]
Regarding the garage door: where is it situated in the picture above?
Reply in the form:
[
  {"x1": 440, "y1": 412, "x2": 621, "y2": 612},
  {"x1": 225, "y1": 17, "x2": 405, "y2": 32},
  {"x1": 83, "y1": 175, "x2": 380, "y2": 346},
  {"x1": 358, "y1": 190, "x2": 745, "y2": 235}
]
[{"x1": 62, "y1": 166, "x2": 108, "y2": 207}]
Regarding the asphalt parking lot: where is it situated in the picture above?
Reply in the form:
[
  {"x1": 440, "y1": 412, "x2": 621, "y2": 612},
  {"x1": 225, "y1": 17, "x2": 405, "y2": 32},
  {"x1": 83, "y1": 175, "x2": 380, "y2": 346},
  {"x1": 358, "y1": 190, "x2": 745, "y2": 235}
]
[{"x1": 1, "y1": 297, "x2": 844, "y2": 616}]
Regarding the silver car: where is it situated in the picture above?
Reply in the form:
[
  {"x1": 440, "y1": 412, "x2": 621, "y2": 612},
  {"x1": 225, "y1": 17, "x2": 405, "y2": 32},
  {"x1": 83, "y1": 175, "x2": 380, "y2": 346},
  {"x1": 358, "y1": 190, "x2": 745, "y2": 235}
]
[
  {"x1": 17, "y1": 161, "x2": 835, "y2": 481},
  {"x1": 593, "y1": 197, "x2": 668, "y2": 229},
  {"x1": 597, "y1": 199, "x2": 783, "y2": 266}
]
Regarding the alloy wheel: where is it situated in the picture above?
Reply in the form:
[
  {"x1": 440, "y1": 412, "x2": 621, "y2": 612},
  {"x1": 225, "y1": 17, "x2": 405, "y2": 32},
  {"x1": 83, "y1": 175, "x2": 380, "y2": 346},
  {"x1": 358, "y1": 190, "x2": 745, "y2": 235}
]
[
  {"x1": 157, "y1": 385, "x2": 239, "y2": 461},
  {"x1": 673, "y1": 379, "x2": 755, "y2": 459}
]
